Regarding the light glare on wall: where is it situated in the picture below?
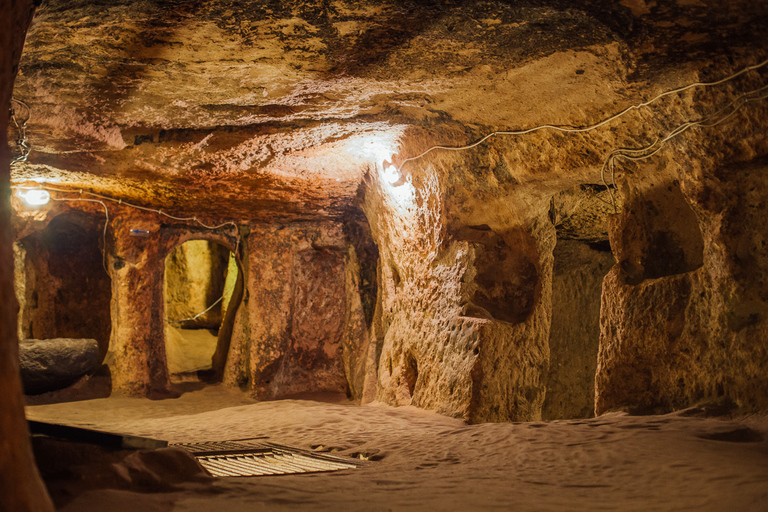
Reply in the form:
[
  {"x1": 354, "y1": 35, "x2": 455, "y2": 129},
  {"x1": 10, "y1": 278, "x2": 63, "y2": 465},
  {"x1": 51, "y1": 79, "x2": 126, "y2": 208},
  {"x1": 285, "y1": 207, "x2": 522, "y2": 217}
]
[
  {"x1": 18, "y1": 189, "x2": 51, "y2": 206},
  {"x1": 383, "y1": 165, "x2": 401, "y2": 184}
]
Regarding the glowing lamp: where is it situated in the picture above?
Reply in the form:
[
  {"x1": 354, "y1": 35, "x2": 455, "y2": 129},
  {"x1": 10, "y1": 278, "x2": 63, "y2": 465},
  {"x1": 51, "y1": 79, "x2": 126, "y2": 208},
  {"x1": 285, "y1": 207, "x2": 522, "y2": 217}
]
[
  {"x1": 19, "y1": 189, "x2": 51, "y2": 206},
  {"x1": 383, "y1": 165, "x2": 401, "y2": 185}
]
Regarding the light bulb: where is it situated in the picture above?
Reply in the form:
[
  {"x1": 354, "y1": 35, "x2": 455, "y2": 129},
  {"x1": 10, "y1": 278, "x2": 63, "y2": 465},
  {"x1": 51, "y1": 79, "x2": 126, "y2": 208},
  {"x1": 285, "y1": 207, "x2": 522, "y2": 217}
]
[
  {"x1": 19, "y1": 189, "x2": 51, "y2": 206},
  {"x1": 383, "y1": 165, "x2": 401, "y2": 185}
]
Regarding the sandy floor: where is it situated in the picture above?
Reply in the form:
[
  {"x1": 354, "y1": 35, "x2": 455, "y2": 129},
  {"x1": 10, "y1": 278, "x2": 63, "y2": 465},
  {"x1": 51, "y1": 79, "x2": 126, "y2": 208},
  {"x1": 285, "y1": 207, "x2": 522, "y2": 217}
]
[
  {"x1": 26, "y1": 386, "x2": 768, "y2": 512},
  {"x1": 165, "y1": 327, "x2": 218, "y2": 375}
]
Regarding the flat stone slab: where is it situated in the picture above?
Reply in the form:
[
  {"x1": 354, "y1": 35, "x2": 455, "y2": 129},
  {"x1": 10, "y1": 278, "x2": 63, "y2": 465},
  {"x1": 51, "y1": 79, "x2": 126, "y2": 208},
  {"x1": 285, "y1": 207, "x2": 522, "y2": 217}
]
[{"x1": 19, "y1": 338, "x2": 101, "y2": 395}]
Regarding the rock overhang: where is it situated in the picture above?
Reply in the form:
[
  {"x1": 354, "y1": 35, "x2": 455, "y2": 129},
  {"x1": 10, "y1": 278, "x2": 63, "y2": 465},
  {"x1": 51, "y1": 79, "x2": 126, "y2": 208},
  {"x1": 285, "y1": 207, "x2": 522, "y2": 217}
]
[{"x1": 8, "y1": 0, "x2": 768, "y2": 223}]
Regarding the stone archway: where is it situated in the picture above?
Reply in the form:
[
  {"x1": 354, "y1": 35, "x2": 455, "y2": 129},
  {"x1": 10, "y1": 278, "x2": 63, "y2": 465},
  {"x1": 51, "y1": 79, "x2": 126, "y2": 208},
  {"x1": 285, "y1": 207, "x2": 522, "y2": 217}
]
[{"x1": 106, "y1": 220, "x2": 243, "y2": 397}]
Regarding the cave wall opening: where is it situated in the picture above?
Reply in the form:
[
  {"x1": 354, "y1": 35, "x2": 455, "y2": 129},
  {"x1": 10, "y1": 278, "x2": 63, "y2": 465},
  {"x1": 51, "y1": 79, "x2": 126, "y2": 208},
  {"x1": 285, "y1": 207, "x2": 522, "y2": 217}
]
[
  {"x1": 597, "y1": 161, "x2": 768, "y2": 415},
  {"x1": 8, "y1": 202, "x2": 379, "y2": 404},
  {"x1": 362, "y1": 152, "x2": 554, "y2": 423},
  {"x1": 542, "y1": 185, "x2": 615, "y2": 420},
  {"x1": 163, "y1": 239, "x2": 237, "y2": 381},
  {"x1": 14, "y1": 212, "x2": 112, "y2": 359},
  {"x1": 543, "y1": 239, "x2": 613, "y2": 420}
]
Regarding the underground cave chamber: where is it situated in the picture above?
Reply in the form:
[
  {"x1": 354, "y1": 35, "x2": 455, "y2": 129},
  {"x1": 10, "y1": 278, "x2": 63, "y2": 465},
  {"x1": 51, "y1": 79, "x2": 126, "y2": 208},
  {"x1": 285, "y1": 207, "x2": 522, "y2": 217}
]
[{"x1": 3, "y1": 0, "x2": 768, "y2": 509}]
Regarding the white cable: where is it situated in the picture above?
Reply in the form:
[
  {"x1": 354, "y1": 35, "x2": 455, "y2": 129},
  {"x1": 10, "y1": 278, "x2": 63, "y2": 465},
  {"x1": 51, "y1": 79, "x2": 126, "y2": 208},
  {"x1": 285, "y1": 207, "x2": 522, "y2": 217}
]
[
  {"x1": 15, "y1": 185, "x2": 238, "y2": 232},
  {"x1": 167, "y1": 295, "x2": 224, "y2": 324},
  {"x1": 598, "y1": 82, "x2": 768, "y2": 209},
  {"x1": 9, "y1": 98, "x2": 31, "y2": 164},
  {"x1": 41, "y1": 189, "x2": 242, "y2": 324},
  {"x1": 18, "y1": 186, "x2": 242, "y2": 286},
  {"x1": 396, "y1": 57, "x2": 768, "y2": 172}
]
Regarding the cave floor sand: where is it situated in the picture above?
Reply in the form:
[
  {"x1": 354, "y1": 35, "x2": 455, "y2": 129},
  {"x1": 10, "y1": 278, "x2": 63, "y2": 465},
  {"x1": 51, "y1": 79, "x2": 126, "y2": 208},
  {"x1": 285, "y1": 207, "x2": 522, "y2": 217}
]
[{"x1": 26, "y1": 385, "x2": 768, "y2": 511}]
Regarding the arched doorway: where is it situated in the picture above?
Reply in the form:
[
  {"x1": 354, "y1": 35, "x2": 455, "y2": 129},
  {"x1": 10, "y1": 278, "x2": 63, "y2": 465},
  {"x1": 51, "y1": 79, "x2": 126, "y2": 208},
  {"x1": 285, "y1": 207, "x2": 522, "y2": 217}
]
[{"x1": 163, "y1": 239, "x2": 240, "y2": 384}]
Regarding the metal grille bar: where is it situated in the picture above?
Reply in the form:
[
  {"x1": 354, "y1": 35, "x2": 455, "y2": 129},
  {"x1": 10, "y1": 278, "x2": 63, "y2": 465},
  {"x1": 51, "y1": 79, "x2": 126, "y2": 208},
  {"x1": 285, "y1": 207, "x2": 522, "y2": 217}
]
[{"x1": 174, "y1": 440, "x2": 360, "y2": 477}]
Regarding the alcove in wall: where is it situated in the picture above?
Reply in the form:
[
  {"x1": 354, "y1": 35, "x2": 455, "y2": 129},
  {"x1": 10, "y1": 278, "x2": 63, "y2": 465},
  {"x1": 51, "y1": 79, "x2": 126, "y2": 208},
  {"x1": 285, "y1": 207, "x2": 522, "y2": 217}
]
[
  {"x1": 163, "y1": 239, "x2": 240, "y2": 383},
  {"x1": 15, "y1": 213, "x2": 112, "y2": 357},
  {"x1": 543, "y1": 185, "x2": 615, "y2": 419},
  {"x1": 543, "y1": 238, "x2": 614, "y2": 419},
  {"x1": 14, "y1": 212, "x2": 112, "y2": 399}
]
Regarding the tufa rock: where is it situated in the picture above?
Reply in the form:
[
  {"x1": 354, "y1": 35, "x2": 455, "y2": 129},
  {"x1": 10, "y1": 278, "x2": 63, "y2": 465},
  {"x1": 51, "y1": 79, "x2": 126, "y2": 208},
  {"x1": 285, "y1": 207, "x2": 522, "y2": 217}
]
[{"x1": 19, "y1": 338, "x2": 101, "y2": 395}]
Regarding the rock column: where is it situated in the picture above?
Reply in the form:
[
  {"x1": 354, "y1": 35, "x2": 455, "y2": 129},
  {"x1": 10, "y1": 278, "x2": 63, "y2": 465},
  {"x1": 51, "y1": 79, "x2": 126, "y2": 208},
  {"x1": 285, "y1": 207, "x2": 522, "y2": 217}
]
[
  {"x1": 0, "y1": 0, "x2": 55, "y2": 510},
  {"x1": 107, "y1": 219, "x2": 172, "y2": 397}
]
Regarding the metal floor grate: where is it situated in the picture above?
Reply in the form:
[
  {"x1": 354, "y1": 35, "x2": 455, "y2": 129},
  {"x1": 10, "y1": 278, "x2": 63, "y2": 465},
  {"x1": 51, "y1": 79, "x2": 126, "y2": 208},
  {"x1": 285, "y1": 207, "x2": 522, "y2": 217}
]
[{"x1": 173, "y1": 439, "x2": 360, "y2": 477}]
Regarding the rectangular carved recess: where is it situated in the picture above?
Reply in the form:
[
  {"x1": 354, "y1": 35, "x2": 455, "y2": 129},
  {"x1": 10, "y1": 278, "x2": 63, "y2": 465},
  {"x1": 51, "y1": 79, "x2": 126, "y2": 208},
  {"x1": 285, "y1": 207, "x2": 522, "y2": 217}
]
[{"x1": 173, "y1": 439, "x2": 360, "y2": 477}]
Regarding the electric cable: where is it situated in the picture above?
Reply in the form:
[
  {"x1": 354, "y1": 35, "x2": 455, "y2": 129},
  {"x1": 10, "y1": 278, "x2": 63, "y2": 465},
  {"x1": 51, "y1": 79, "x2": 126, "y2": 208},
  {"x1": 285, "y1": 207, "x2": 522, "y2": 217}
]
[
  {"x1": 39, "y1": 187, "x2": 243, "y2": 324},
  {"x1": 167, "y1": 295, "x2": 224, "y2": 325},
  {"x1": 9, "y1": 98, "x2": 31, "y2": 164},
  {"x1": 395, "y1": 57, "x2": 768, "y2": 174},
  {"x1": 598, "y1": 82, "x2": 768, "y2": 209},
  {"x1": 19, "y1": 186, "x2": 241, "y2": 292},
  {"x1": 14, "y1": 185, "x2": 238, "y2": 231}
]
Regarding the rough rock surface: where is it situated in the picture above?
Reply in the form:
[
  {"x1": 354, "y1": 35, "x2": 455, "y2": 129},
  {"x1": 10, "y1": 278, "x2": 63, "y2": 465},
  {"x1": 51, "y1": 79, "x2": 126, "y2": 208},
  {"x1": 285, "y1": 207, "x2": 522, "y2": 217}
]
[
  {"x1": 164, "y1": 240, "x2": 231, "y2": 328},
  {"x1": 14, "y1": 212, "x2": 112, "y2": 358},
  {"x1": 164, "y1": 326, "x2": 217, "y2": 375},
  {"x1": 32, "y1": 436, "x2": 211, "y2": 509},
  {"x1": 1, "y1": 1, "x2": 55, "y2": 510},
  {"x1": 543, "y1": 240, "x2": 614, "y2": 420},
  {"x1": 104, "y1": 213, "x2": 242, "y2": 396},
  {"x1": 223, "y1": 222, "x2": 364, "y2": 399},
  {"x1": 596, "y1": 159, "x2": 768, "y2": 414},
  {"x1": 19, "y1": 338, "x2": 101, "y2": 395},
  {"x1": 5, "y1": 0, "x2": 768, "y2": 425},
  {"x1": 12, "y1": 0, "x2": 766, "y2": 220}
]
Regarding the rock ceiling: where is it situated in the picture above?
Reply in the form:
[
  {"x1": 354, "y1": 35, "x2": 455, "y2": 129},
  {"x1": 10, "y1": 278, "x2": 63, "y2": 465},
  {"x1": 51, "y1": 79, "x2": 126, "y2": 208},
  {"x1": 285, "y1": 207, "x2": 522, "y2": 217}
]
[{"x1": 9, "y1": 0, "x2": 768, "y2": 222}]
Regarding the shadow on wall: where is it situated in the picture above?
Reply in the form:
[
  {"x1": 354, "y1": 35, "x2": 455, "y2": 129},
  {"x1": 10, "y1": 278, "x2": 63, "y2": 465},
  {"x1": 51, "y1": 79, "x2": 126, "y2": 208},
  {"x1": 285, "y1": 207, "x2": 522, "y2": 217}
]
[
  {"x1": 596, "y1": 177, "x2": 709, "y2": 415},
  {"x1": 610, "y1": 179, "x2": 704, "y2": 285},
  {"x1": 453, "y1": 225, "x2": 540, "y2": 324},
  {"x1": 543, "y1": 239, "x2": 614, "y2": 420},
  {"x1": 14, "y1": 213, "x2": 112, "y2": 358}
]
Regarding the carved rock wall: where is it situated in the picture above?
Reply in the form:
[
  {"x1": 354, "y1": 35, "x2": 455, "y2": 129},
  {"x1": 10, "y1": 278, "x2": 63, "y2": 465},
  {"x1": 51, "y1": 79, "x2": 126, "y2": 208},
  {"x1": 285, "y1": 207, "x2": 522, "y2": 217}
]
[
  {"x1": 164, "y1": 239, "x2": 230, "y2": 328},
  {"x1": 107, "y1": 216, "x2": 171, "y2": 397},
  {"x1": 363, "y1": 162, "x2": 554, "y2": 423},
  {"x1": 224, "y1": 221, "x2": 369, "y2": 399},
  {"x1": 14, "y1": 213, "x2": 112, "y2": 358},
  {"x1": 597, "y1": 155, "x2": 768, "y2": 414},
  {"x1": 10, "y1": 201, "x2": 373, "y2": 402}
]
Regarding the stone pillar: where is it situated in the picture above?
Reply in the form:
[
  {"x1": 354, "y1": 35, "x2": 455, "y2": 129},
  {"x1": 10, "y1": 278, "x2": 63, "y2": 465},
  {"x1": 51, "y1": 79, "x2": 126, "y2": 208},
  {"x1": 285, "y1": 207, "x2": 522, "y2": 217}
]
[
  {"x1": 107, "y1": 219, "x2": 172, "y2": 397},
  {"x1": 0, "y1": 0, "x2": 55, "y2": 509},
  {"x1": 364, "y1": 169, "x2": 553, "y2": 423},
  {"x1": 245, "y1": 226, "x2": 294, "y2": 398}
]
